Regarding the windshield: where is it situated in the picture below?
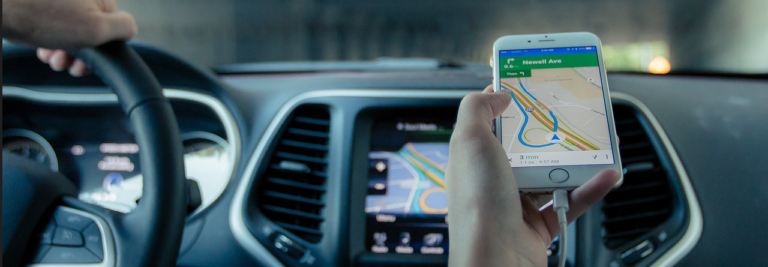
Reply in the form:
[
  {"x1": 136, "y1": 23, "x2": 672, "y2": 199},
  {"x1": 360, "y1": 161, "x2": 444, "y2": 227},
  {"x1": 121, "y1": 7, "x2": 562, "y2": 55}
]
[{"x1": 122, "y1": 0, "x2": 767, "y2": 74}]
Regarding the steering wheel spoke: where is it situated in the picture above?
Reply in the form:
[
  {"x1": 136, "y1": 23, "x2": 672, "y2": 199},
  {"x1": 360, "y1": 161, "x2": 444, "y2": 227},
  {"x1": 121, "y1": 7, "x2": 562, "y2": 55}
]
[
  {"x1": 25, "y1": 198, "x2": 116, "y2": 266},
  {"x1": 4, "y1": 41, "x2": 186, "y2": 267}
]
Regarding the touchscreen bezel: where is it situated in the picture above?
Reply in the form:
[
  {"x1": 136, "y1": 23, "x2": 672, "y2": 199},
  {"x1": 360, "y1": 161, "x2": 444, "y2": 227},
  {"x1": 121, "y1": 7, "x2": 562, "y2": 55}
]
[
  {"x1": 363, "y1": 108, "x2": 456, "y2": 254},
  {"x1": 349, "y1": 105, "x2": 459, "y2": 264}
]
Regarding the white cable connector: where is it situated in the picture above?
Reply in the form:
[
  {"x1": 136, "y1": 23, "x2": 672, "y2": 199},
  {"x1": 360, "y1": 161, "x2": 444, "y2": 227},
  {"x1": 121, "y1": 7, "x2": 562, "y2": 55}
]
[{"x1": 552, "y1": 189, "x2": 570, "y2": 267}]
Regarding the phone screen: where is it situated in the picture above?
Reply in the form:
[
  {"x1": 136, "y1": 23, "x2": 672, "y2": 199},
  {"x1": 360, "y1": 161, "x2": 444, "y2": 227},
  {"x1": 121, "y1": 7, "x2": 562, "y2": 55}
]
[{"x1": 498, "y1": 46, "x2": 615, "y2": 167}]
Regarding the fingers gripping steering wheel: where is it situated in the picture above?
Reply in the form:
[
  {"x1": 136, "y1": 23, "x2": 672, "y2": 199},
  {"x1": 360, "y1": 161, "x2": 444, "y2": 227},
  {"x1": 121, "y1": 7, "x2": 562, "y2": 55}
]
[{"x1": 2, "y1": 42, "x2": 187, "y2": 267}]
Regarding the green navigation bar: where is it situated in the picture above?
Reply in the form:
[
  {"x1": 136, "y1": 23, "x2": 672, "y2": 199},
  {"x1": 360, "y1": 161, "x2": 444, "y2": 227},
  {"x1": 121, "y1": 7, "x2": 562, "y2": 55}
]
[
  {"x1": 499, "y1": 53, "x2": 598, "y2": 78},
  {"x1": 500, "y1": 69, "x2": 532, "y2": 78}
]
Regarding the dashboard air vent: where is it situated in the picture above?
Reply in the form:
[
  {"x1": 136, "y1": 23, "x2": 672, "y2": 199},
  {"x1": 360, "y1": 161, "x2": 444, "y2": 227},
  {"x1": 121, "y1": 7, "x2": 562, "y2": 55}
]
[
  {"x1": 258, "y1": 105, "x2": 330, "y2": 243},
  {"x1": 601, "y1": 105, "x2": 674, "y2": 249}
]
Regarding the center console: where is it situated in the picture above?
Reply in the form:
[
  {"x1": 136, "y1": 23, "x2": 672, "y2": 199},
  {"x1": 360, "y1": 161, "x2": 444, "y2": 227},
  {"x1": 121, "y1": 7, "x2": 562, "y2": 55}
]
[
  {"x1": 236, "y1": 92, "x2": 583, "y2": 267},
  {"x1": 350, "y1": 104, "x2": 568, "y2": 266}
]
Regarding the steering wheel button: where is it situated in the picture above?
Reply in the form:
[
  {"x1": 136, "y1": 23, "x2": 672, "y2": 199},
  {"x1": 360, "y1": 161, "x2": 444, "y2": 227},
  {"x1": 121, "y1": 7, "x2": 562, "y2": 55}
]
[
  {"x1": 83, "y1": 223, "x2": 103, "y2": 259},
  {"x1": 41, "y1": 246, "x2": 101, "y2": 263},
  {"x1": 54, "y1": 209, "x2": 92, "y2": 231},
  {"x1": 39, "y1": 221, "x2": 57, "y2": 244},
  {"x1": 52, "y1": 226, "x2": 84, "y2": 246}
]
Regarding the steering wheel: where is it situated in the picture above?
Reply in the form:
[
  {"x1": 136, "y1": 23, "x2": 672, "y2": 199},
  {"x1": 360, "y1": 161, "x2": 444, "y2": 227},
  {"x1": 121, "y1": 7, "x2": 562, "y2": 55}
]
[{"x1": 2, "y1": 42, "x2": 186, "y2": 267}]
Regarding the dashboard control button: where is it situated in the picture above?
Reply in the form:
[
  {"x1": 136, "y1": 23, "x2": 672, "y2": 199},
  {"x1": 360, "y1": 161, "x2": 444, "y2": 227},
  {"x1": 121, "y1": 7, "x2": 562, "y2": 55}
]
[
  {"x1": 83, "y1": 223, "x2": 103, "y2": 259},
  {"x1": 399, "y1": 232, "x2": 411, "y2": 246},
  {"x1": 420, "y1": 233, "x2": 445, "y2": 254},
  {"x1": 52, "y1": 226, "x2": 84, "y2": 247},
  {"x1": 39, "y1": 220, "x2": 57, "y2": 244},
  {"x1": 273, "y1": 234, "x2": 306, "y2": 259},
  {"x1": 41, "y1": 246, "x2": 101, "y2": 263},
  {"x1": 657, "y1": 231, "x2": 668, "y2": 242},
  {"x1": 549, "y1": 168, "x2": 569, "y2": 183},
  {"x1": 373, "y1": 232, "x2": 387, "y2": 246},
  {"x1": 620, "y1": 240, "x2": 655, "y2": 265},
  {"x1": 54, "y1": 209, "x2": 92, "y2": 231},
  {"x1": 423, "y1": 233, "x2": 443, "y2": 247}
]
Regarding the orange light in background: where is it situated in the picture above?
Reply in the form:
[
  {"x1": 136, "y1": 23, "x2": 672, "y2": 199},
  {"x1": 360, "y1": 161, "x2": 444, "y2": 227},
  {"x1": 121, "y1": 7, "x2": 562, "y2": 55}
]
[{"x1": 648, "y1": 56, "x2": 671, "y2": 74}]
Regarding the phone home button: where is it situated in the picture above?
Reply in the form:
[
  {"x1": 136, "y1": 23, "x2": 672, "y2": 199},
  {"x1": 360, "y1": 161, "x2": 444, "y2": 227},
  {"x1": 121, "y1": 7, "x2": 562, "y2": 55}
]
[{"x1": 549, "y1": 168, "x2": 569, "y2": 183}]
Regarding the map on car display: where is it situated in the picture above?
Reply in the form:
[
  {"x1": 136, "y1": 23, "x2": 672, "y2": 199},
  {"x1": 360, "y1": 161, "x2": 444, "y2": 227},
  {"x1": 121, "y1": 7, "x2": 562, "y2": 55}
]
[
  {"x1": 498, "y1": 46, "x2": 615, "y2": 167},
  {"x1": 364, "y1": 117, "x2": 453, "y2": 254},
  {"x1": 366, "y1": 143, "x2": 449, "y2": 215}
]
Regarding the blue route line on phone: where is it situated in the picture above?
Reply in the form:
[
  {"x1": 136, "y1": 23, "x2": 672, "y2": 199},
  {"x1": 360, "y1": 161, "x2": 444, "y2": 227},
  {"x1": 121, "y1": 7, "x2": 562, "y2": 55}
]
[
  {"x1": 518, "y1": 80, "x2": 558, "y2": 132},
  {"x1": 518, "y1": 80, "x2": 539, "y2": 100},
  {"x1": 502, "y1": 84, "x2": 555, "y2": 148}
]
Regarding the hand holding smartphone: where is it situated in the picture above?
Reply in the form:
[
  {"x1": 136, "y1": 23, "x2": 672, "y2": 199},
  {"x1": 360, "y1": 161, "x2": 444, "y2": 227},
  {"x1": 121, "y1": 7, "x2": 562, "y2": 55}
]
[{"x1": 493, "y1": 32, "x2": 623, "y2": 192}]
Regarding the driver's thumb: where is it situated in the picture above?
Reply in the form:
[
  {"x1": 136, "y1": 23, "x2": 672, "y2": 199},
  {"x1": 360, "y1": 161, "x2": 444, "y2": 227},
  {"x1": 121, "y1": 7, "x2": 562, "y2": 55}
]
[
  {"x1": 96, "y1": 11, "x2": 138, "y2": 44},
  {"x1": 456, "y1": 90, "x2": 511, "y2": 131}
]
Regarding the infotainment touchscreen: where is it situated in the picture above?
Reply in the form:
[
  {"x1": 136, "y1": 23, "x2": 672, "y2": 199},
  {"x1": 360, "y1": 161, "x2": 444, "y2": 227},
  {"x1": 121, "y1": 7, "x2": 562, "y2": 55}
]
[{"x1": 365, "y1": 113, "x2": 454, "y2": 255}]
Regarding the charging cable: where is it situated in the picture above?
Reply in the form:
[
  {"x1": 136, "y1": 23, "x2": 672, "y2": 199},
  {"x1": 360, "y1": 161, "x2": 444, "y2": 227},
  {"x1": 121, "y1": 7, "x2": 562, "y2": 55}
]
[{"x1": 552, "y1": 189, "x2": 570, "y2": 267}]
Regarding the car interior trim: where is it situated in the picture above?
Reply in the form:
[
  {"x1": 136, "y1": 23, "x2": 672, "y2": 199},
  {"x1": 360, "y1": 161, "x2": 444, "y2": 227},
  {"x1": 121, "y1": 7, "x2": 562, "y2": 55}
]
[
  {"x1": 27, "y1": 206, "x2": 116, "y2": 267},
  {"x1": 611, "y1": 92, "x2": 704, "y2": 267},
  {"x1": 232, "y1": 89, "x2": 703, "y2": 266},
  {"x1": 3, "y1": 128, "x2": 60, "y2": 172},
  {"x1": 230, "y1": 90, "x2": 474, "y2": 266},
  {"x1": 1, "y1": 86, "x2": 241, "y2": 217}
]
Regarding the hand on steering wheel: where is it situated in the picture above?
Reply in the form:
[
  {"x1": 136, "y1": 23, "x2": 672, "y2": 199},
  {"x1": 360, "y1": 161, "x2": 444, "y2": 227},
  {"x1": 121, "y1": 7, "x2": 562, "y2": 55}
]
[
  {"x1": 2, "y1": 42, "x2": 187, "y2": 267},
  {"x1": 3, "y1": 0, "x2": 137, "y2": 76}
]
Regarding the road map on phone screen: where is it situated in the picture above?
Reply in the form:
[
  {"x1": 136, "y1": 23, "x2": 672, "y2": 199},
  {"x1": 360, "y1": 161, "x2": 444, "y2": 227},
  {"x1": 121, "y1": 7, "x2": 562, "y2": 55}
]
[{"x1": 498, "y1": 46, "x2": 615, "y2": 167}]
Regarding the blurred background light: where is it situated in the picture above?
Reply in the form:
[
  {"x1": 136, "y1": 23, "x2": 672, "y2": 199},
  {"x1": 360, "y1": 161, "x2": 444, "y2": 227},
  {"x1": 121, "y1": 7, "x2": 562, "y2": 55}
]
[{"x1": 648, "y1": 56, "x2": 672, "y2": 74}]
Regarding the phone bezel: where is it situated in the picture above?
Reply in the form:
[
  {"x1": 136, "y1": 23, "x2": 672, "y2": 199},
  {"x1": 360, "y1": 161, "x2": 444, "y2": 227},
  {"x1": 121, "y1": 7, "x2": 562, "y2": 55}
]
[{"x1": 492, "y1": 32, "x2": 623, "y2": 192}]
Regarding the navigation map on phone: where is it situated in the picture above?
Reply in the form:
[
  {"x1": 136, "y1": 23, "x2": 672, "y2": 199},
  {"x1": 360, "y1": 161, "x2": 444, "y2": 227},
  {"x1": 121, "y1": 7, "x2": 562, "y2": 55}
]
[{"x1": 498, "y1": 46, "x2": 615, "y2": 167}]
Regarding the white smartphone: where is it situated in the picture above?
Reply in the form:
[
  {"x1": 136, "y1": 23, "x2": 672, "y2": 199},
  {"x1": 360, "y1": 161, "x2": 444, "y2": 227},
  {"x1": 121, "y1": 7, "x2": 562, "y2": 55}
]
[{"x1": 493, "y1": 32, "x2": 623, "y2": 192}]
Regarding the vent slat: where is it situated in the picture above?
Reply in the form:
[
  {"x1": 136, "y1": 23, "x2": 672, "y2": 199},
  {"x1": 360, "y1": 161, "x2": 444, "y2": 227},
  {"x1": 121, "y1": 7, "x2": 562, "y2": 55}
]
[
  {"x1": 262, "y1": 205, "x2": 324, "y2": 221},
  {"x1": 282, "y1": 139, "x2": 329, "y2": 151},
  {"x1": 602, "y1": 105, "x2": 674, "y2": 249},
  {"x1": 624, "y1": 162, "x2": 656, "y2": 173},
  {"x1": 602, "y1": 209, "x2": 671, "y2": 224},
  {"x1": 275, "y1": 151, "x2": 327, "y2": 164},
  {"x1": 270, "y1": 164, "x2": 328, "y2": 178},
  {"x1": 610, "y1": 181, "x2": 665, "y2": 193},
  {"x1": 267, "y1": 177, "x2": 326, "y2": 191},
  {"x1": 257, "y1": 106, "x2": 330, "y2": 244},
  {"x1": 602, "y1": 195, "x2": 669, "y2": 209},
  {"x1": 264, "y1": 191, "x2": 325, "y2": 206},
  {"x1": 275, "y1": 222, "x2": 324, "y2": 236},
  {"x1": 287, "y1": 128, "x2": 329, "y2": 138},
  {"x1": 603, "y1": 227, "x2": 656, "y2": 239},
  {"x1": 294, "y1": 116, "x2": 330, "y2": 126}
]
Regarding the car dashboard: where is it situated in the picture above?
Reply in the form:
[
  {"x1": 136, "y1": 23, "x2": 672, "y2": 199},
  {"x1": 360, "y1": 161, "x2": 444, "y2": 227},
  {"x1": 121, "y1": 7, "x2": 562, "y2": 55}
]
[{"x1": 3, "y1": 43, "x2": 768, "y2": 267}]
